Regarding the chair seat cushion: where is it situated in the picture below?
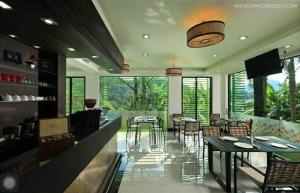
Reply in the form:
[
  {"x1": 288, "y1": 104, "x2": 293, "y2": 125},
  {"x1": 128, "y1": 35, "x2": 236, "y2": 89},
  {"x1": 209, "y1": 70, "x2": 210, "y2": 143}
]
[
  {"x1": 239, "y1": 167, "x2": 266, "y2": 187},
  {"x1": 130, "y1": 125, "x2": 138, "y2": 128}
]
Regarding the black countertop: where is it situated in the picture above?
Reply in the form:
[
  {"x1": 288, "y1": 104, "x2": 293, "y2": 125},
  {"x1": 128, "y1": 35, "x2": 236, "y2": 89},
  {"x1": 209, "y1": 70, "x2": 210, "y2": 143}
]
[{"x1": 1, "y1": 114, "x2": 121, "y2": 193}]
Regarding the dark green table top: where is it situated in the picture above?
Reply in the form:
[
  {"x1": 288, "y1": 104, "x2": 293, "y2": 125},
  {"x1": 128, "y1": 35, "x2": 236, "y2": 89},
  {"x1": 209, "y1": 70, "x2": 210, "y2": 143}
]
[{"x1": 204, "y1": 136, "x2": 300, "y2": 153}]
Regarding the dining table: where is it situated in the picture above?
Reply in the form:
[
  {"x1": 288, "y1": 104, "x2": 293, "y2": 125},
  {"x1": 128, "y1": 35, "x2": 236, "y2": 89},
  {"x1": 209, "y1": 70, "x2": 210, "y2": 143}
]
[
  {"x1": 133, "y1": 116, "x2": 157, "y2": 144},
  {"x1": 134, "y1": 116, "x2": 157, "y2": 126},
  {"x1": 204, "y1": 136, "x2": 300, "y2": 193}
]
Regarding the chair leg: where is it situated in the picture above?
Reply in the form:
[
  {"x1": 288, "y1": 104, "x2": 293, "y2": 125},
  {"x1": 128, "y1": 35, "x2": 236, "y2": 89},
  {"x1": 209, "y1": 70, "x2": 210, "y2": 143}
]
[
  {"x1": 202, "y1": 139, "x2": 205, "y2": 158},
  {"x1": 241, "y1": 153, "x2": 244, "y2": 167},
  {"x1": 234, "y1": 155, "x2": 238, "y2": 193}
]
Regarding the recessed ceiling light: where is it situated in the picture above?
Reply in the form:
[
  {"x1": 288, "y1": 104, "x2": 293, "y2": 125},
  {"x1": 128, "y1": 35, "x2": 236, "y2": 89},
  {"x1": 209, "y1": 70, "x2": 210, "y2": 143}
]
[
  {"x1": 108, "y1": 68, "x2": 113, "y2": 71},
  {"x1": 40, "y1": 18, "x2": 58, "y2": 25},
  {"x1": 239, "y1": 36, "x2": 248, "y2": 40},
  {"x1": 143, "y1": 33, "x2": 150, "y2": 39},
  {"x1": 68, "y1": 48, "x2": 75, "y2": 51},
  {"x1": 212, "y1": 54, "x2": 217, "y2": 57},
  {"x1": 9, "y1": 34, "x2": 17, "y2": 38},
  {"x1": 143, "y1": 53, "x2": 149, "y2": 56},
  {"x1": 284, "y1": 45, "x2": 293, "y2": 49},
  {"x1": 91, "y1": 55, "x2": 98, "y2": 58},
  {"x1": 0, "y1": 1, "x2": 12, "y2": 9},
  {"x1": 33, "y1": 45, "x2": 41, "y2": 49}
]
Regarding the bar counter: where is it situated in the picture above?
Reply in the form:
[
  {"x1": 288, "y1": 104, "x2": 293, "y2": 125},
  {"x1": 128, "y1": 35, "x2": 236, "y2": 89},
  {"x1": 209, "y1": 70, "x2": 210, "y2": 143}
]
[{"x1": 17, "y1": 114, "x2": 121, "y2": 193}]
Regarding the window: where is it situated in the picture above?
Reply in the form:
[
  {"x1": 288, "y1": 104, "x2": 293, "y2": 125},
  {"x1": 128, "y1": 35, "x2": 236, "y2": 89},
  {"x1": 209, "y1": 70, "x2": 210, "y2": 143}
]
[
  {"x1": 182, "y1": 77, "x2": 212, "y2": 125},
  {"x1": 228, "y1": 71, "x2": 254, "y2": 116},
  {"x1": 100, "y1": 76, "x2": 168, "y2": 128},
  {"x1": 266, "y1": 55, "x2": 300, "y2": 122},
  {"x1": 66, "y1": 77, "x2": 85, "y2": 115}
]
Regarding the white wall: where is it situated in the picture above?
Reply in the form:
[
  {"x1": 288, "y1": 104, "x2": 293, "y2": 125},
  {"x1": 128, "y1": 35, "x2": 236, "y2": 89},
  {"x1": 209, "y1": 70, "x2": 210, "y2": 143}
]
[
  {"x1": 84, "y1": 75, "x2": 100, "y2": 108},
  {"x1": 67, "y1": 71, "x2": 100, "y2": 108},
  {"x1": 168, "y1": 76, "x2": 182, "y2": 128},
  {"x1": 212, "y1": 74, "x2": 227, "y2": 118}
]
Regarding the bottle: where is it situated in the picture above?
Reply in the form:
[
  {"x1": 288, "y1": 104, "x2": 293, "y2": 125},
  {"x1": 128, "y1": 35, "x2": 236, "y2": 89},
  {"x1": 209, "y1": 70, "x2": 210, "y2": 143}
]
[{"x1": 250, "y1": 135, "x2": 254, "y2": 144}]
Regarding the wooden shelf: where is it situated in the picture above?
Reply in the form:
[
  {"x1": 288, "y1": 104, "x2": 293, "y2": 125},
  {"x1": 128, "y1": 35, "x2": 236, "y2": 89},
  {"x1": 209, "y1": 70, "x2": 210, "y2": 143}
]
[
  {"x1": 38, "y1": 69, "x2": 57, "y2": 76},
  {"x1": 38, "y1": 85, "x2": 57, "y2": 89},
  {"x1": 0, "y1": 81, "x2": 37, "y2": 88},
  {"x1": 0, "y1": 60, "x2": 38, "y2": 75},
  {"x1": 0, "y1": 101, "x2": 37, "y2": 103}
]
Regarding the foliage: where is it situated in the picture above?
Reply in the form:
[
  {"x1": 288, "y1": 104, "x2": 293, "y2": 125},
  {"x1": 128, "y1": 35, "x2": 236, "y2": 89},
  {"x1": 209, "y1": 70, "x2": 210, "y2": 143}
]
[
  {"x1": 182, "y1": 78, "x2": 211, "y2": 125},
  {"x1": 66, "y1": 77, "x2": 85, "y2": 115},
  {"x1": 100, "y1": 77, "x2": 168, "y2": 112}
]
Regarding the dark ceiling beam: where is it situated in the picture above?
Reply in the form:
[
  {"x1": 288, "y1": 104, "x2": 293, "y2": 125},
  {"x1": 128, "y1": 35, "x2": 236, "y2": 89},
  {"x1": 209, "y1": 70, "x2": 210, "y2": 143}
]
[{"x1": 0, "y1": 0, "x2": 124, "y2": 73}]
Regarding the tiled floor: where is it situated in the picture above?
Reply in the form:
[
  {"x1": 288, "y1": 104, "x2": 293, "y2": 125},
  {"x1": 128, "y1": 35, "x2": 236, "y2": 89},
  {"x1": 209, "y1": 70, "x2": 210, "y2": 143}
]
[{"x1": 116, "y1": 131, "x2": 266, "y2": 193}]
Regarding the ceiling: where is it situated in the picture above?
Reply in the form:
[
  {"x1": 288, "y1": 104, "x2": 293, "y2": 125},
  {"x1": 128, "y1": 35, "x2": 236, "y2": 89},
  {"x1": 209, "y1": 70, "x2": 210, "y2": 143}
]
[
  {"x1": 0, "y1": 0, "x2": 124, "y2": 73},
  {"x1": 92, "y1": 0, "x2": 300, "y2": 74}
]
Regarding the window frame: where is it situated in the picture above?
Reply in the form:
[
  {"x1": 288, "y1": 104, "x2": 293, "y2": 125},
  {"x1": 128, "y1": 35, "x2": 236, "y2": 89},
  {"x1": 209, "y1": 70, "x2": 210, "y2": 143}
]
[
  {"x1": 181, "y1": 76, "x2": 213, "y2": 123},
  {"x1": 66, "y1": 76, "x2": 86, "y2": 115}
]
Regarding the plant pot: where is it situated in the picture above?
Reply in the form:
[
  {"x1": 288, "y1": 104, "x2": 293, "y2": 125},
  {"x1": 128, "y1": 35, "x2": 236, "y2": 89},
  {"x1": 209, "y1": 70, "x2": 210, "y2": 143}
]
[{"x1": 84, "y1": 99, "x2": 96, "y2": 109}]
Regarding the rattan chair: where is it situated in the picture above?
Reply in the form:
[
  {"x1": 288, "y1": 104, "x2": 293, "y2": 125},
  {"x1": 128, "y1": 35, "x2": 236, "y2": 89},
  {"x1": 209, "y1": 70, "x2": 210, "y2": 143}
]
[
  {"x1": 202, "y1": 126, "x2": 221, "y2": 158},
  {"x1": 151, "y1": 117, "x2": 165, "y2": 140},
  {"x1": 228, "y1": 126, "x2": 250, "y2": 163},
  {"x1": 209, "y1": 113, "x2": 221, "y2": 125},
  {"x1": 173, "y1": 113, "x2": 183, "y2": 136},
  {"x1": 126, "y1": 117, "x2": 140, "y2": 141},
  {"x1": 234, "y1": 155, "x2": 300, "y2": 193},
  {"x1": 228, "y1": 126, "x2": 248, "y2": 137},
  {"x1": 237, "y1": 119, "x2": 253, "y2": 135},
  {"x1": 182, "y1": 121, "x2": 200, "y2": 145}
]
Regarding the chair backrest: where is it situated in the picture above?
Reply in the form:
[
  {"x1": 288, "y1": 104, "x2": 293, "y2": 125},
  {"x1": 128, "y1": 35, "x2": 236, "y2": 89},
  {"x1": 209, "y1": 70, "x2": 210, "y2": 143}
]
[
  {"x1": 264, "y1": 159, "x2": 300, "y2": 191},
  {"x1": 184, "y1": 121, "x2": 200, "y2": 132},
  {"x1": 210, "y1": 113, "x2": 220, "y2": 120},
  {"x1": 202, "y1": 126, "x2": 220, "y2": 137},
  {"x1": 237, "y1": 119, "x2": 253, "y2": 135},
  {"x1": 228, "y1": 126, "x2": 248, "y2": 137},
  {"x1": 227, "y1": 121, "x2": 238, "y2": 127},
  {"x1": 173, "y1": 113, "x2": 183, "y2": 118}
]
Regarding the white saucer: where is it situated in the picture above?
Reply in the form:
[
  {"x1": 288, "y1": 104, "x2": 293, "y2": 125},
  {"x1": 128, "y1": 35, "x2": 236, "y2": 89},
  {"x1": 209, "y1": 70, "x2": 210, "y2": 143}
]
[
  {"x1": 270, "y1": 143, "x2": 288, "y2": 148},
  {"x1": 221, "y1": 136, "x2": 239, "y2": 142},
  {"x1": 255, "y1": 136, "x2": 269, "y2": 141},
  {"x1": 234, "y1": 142, "x2": 254, "y2": 149}
]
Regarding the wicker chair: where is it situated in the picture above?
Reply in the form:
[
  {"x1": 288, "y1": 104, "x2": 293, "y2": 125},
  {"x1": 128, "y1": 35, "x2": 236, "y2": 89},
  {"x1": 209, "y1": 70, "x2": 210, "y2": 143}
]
[
  {"x1": 151, "y1": 117, "x2": 165, "y2": 140},
  {"x1": 228, "y1": 126, "x2": 250, "y2": 162},
  {"x1": 173, "y1": 113, "x2": 183, "y2": 136},
  {"x1": 237, "y1": 119, "x2": 253, "y2": 135},
  {"x1": 209, "y1": 113, "x2": 221, "y2": 125},
  {"x1": 182, "y1": 121, "x2": 200, "y2": 145},
  {"x1": 202, "y1": 126, "x2": 221, "y2": 158},
  {"x1": 228, "y1": 126, "x2": 248, "y2": 137},
  {"x1": 234, "y1": 155, "x2": 300, "y2": 193},
  {"x1": 126, "y1": 117, "x2": 140, "y2": 141}
]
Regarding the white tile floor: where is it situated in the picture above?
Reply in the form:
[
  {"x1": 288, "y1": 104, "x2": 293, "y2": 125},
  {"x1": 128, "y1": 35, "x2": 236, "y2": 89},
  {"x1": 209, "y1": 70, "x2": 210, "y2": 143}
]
[{"x1": 116, "y1": 131, "x2": 266, "y2": 193}]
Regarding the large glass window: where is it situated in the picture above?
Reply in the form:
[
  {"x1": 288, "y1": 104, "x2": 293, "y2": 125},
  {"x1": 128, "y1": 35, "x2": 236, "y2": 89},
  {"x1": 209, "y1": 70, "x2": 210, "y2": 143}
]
[
  {"x1": 182, "y1": 77, "x2": 212, "y2": 125},
  {"x1": 100, "y1": 76, "x2": 168, "y2": 128},
  {"x1": 266, "y1": 55, "x2": 300, "y2": 122},
  {"x1": 66, "y1": 77, "x2": 85, "y2": 115},
  {"x1": 228, "y1": 71, "x2": 254, "y2": 115}
]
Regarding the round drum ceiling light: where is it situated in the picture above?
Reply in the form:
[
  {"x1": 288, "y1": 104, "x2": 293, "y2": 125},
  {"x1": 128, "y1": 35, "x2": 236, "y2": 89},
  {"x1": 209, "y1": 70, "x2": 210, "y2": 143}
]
[
  {"x1": 122, "y1": 63, "x2": 130, "y2": 73},
  {"x1": 166, "y1": 68, "x2": 182, "y2": 76},
  {"x1": 187, "y1": 20, "x2": 225, "y2": 48}
]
